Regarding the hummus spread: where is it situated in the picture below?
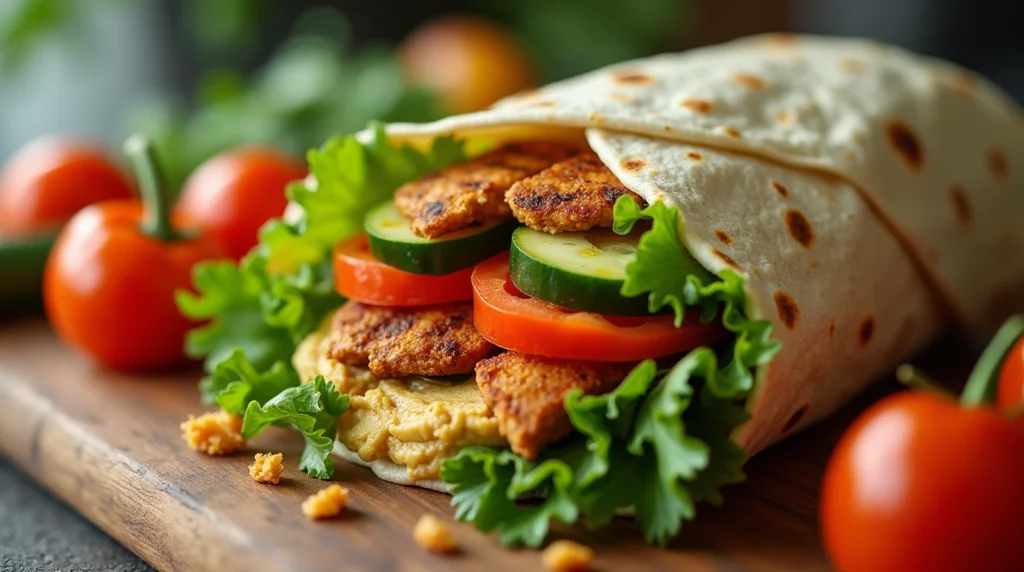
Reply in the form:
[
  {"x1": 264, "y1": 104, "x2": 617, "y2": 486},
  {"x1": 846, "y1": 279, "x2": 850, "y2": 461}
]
[{"x1": 294, "y1": 319, "x2": 508, "y2": 481}]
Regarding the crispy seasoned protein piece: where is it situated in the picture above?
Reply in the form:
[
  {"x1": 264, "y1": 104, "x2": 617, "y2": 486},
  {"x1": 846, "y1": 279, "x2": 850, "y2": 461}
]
[
  {"x1": 180, "y1": 411, "x2": 245, "y2": 455},
  {"x1": 413, "y1": 514, "x2": 459, "y2": 554},
  {"x1": 475, "y1": 352, "x2": 633, "y2": 459},
  {"x1": 542, "y1": 540, "x2": 594, "y2": 572},
  {"x1": 506, "y1": 152, "x2": 646, "y2": 234},
  {"x1": 394, "y1": 141, "x2": 579, "y2": 238},
  {"x1": 249, "y1": 452, "x2": 283, "y2": 484},
  {"x1": 327, "y1": 301, "x2": 496, "y2": 378},
  {"x1": 302, "y1": 484, "x2": 350, "y2": 520}
]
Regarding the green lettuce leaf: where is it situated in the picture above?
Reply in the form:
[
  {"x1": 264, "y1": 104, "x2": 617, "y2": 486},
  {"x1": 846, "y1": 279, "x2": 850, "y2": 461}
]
[
  {"x1": 241, "y1": 376, "x2": 349, "y2": 479},
  {"x1": 200, "y1": 349, "x2": 300, "y2": 413},
  {"x1": 441, "y1": 199, "x2": 781, "y2": 547}
]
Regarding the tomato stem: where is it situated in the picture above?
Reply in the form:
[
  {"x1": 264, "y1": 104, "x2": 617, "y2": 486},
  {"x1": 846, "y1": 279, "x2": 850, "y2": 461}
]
[
  {"x1": 895, "y1": 364, "x2": 955, "y2": 398},
  {"x1": 124, "y1": 134, "x2": 182, "y2": 242},
  {"x1": 961, "y1": 315, "x2": 1024, "y2": 408}
]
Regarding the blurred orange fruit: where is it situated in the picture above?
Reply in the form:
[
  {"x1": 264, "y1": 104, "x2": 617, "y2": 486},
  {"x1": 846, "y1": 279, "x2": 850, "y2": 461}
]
[{"x1": 399, "y1": 16, "x2": 538, "y2": 114}]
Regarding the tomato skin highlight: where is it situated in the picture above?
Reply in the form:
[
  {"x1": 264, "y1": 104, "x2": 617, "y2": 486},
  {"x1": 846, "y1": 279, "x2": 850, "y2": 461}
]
[
  {"x1": 471, "y1": 253, "x2": 727, "y2": 362},
  {"x1": 821, "y1": 391, "x2": 1024, "y2": 572},
  {"x1": 997, "y1": 335, "x2": 1024, "y2": 411},
  {"x1": 333, "y1": 234, "x2": 473, "y2": 306},
  {"x1": 0, "y1": 138, "x2": 135, "y2": 238},
  {"x1": 44, "y1": 201, "x2": 223, "y2": 371},
  {"x1": 175, "y1": 147, "x2": 306, "y2": 260}
]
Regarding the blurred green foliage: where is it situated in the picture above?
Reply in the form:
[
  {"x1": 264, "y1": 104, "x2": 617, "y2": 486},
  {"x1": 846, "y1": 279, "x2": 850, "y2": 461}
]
[
  {"x1": 477, "y1": 0, "x2": 692, "y2": 80},
  {"x1": 130, "y1": 28, "x2": 445, "y2": 188}
]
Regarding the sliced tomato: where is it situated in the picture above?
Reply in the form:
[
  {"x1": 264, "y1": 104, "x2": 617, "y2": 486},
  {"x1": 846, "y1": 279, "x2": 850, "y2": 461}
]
[
  {"x1": 997, "y1": 334, "x2": 1024, "y2": 411},
  {"x1": 333, "y1": 234, "x2": 473, "y2": 306},
  {"x1": 472, "y1": 253, "x2": 727, "y2": 361}
]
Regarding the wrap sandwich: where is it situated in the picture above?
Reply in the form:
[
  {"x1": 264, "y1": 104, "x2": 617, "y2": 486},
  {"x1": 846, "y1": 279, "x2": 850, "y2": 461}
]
[{"x1": 178, "y1": 34, "x2": 1024, "y2": 545}]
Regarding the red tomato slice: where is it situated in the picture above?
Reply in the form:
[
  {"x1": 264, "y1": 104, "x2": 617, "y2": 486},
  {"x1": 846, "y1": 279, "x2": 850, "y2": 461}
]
[
  {"x1": 333, "y1": 234, "x2": 473, "y2": 306},
  {"x1": 997, "y1": 335, "x2": 1024, "y2": 411},
  {"x1": 471, "y1": 253, "x2": 727, "y2": 362}
]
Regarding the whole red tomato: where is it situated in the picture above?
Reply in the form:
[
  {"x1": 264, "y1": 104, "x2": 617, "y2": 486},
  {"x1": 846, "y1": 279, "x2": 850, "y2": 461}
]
[
  {"x1": 821, "y1": 391, "x2": 1024, "y2": 572},
  {"x1": 174, "y1": 147, "x2": 305, "y2": 260},
  {"x1": 997, "y1": 335, "x2": 1024, "y2": 411},
  {"x1": 45, "y1": 135, "x2": 223, "y2": 371},
  {"x1": 0, "y1": 138, "x2": 135, "y2": 238}
]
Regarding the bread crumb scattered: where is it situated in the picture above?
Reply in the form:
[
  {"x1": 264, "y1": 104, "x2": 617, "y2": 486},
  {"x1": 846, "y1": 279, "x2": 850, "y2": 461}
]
[
  {"x1": 542, "y1": 540, "x2": 593, "y2": 571},
  {"x1": 180, "y1": 411, "x2": 244, "y2": 455},
  {"x1": 302, "y1": 484, "x2": 349, "y2": 520},
  {"x1": 413, "y1": 514, "x2": 458, "y2": 554},
  {"x1": 249, "y1": 453, "x2": 283, "y2": 484}
]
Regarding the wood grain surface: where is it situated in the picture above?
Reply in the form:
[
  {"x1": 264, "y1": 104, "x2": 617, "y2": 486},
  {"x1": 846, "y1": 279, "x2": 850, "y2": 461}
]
[{"x1": 0, "y1": 318, "x2": 973, "y2": 572}]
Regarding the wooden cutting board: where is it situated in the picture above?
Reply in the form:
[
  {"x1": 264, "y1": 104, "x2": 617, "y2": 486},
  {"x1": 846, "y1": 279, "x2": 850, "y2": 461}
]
[{"x1": 0, "y1": 318, "x2": 973, "y2": 572}]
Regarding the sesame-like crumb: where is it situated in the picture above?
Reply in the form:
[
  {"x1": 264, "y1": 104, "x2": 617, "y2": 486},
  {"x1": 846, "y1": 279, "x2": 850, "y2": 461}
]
[
  {"x1": 413, "y1": 515, "x2": 458, "y2": 554},
  {"x1": 302, "y1": 484, "x2": 349, "y2": 520},
  {"x1": 180, "y1": 411, "x2": 244, "y2": 455},
  {"x1": 249, "y1": 453, "x2": 283, "y2": 484},
  {"x1": 542, "y1": 540, "x2": 593, "y2": 571}
]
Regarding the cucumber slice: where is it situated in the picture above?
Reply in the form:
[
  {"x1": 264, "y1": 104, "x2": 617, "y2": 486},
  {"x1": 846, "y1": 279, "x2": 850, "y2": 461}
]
[
  {"x1": 509, "y1": 226, "x2": 651, "y2": 316},
  {"x1": 364, "y1": 201, "x2": 516, "y2": 275}
]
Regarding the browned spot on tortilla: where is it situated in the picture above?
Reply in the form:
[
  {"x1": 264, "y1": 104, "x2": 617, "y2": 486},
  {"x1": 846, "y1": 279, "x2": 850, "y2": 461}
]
[
  {"x1": 686, "y1": 152, "x2": 704, "y2": 161},
  {"x1": 620, "y1": 158, "x2": 648, "y2": 172},
  {"x1": 840, "y1": 59, "x2": 865, "y2": 74},
  {"x1": 680, "y1": 98, "x2": 712, "y2": 114},
  {"x1": 712, "y1": 249, "x2": 739, "y2": 269},
  {"x1": 715, "y1": 230, "x2": 733, "y2": 245},
  {"x1": 663, "y1": 125, "x2": 673, "y2": 132},
  {"x1": 844, "y1": 151, "x2": 857, "y2": 162},
  {"x1": 612, "y1": 70, "x2": 654, "y2": 85},
  {"x1": 936, "y1": 71, "x2": 975, "y2": 99},
  {"x1": 776, "y1": 111, "x2": 794, "y2": 124},
  {"x1": 999, "y1": 233, "x2": 1018, "y2": 254},
  {"x1": 858, "y1": 316, "x2": 876, "y2": 347},
  {"x1": 734, "y1": 73, "x2": 767, "y2": 90},
  {"x1": 811, "y1": 261, "x2": 819, "y2": 269},
  {"x1": 988, "y1": 147, "x2": 1009, "y2": 181},
  {"x1": 772, "y1": 181, "x2": 789, "y2": 198},
  {"x1": 885, "y1": 119, "x2": 925, "y2": 172},
  {"x1": 608, "y1": 92, "x2": 636, "y2": 103},
  {"x1": 528, "y1": 100, "x2": 557, "y2": 108},
  {"x1": 949, "y1": 184, "x2": 972, "y2": 228},
  {"x1": 722, "y1": 127, "x2": 742, "y2": 138},
  {"x1": 781, "y1": 403, "x2": 810, "y2": 434},
  {"x1": 764, "y1": 33, "x2": 796, "y2": 49},
  {"x1": 828, "y1": 320, "x2": 835, "y2": 341},
  {"x1": 773, "y1": 291, "x2": 799, "y2": 330},
  {"x1": 784, "y1": 209, "x2": 815, "y2": 247},
  {"x1": 588, "y1": 112, "x2": 605, "y2": 124}
]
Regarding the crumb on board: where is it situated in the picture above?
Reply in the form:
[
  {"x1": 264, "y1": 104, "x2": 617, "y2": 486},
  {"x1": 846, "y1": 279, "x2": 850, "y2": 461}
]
[
  {"x1": 249, "y1": 453, "x2": 283, "y2": 484},
  {"x1": 413, "y1": 514, "x2": 458, "y2": 554},
  {"x1": 302, "y1": 484, "x2": 349, "y2": 520},
  {"x1": 542, "y1": 540, "x2": 594, "y2": 572},
  {"x1": 180, "y1": 411, "x2": 245, "y2": 455}
]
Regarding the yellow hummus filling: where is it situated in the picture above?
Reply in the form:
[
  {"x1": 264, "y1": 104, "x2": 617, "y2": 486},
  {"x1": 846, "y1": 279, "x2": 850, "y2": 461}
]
[{"x1": 293, "y1": 319, "x2": 507, "y2": 481}]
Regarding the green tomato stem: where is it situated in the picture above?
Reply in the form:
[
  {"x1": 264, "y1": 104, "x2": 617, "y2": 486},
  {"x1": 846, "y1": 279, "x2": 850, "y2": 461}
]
[
  {"x1": 961, "y1": 315, "x2": 1024, "y2": 408},
  {"x1": 124, "y1": 134, "x2": 182, "y2": 242},
  {"x1": 895, "y1": 364, "x2": 955, "y2": 398}
]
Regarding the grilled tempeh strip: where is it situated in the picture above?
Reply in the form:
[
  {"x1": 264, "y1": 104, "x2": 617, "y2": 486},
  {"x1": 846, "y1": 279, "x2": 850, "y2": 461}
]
[
  {"x1": 327, "y1": 302, "x2": 496, "y2": 378},
  {"x1": 394, "y1": 141, "x2": 579, "y2": 238},
  {"x1": 475, "y1": 352, "x2": 633, "y2": 459},
  {"x1": 506, "y1": 151, "x2": 647, "y2": 234}
]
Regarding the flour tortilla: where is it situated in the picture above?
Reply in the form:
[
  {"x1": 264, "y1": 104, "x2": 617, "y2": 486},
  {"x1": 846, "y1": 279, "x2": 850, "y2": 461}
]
[{"x1": 347, "y1": 33, "x2": 1023, "y2": 462}]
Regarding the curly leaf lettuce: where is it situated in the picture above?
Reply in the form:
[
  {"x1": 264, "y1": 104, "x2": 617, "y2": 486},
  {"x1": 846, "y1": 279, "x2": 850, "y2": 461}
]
[
  {"x1": 441, "y1": 199, "x2": 781, "y2": 546},
  {"x1": 177, "y1": 123, "x2": 467, "y2": 478},
  {"x1": 241, "y1": 376, "x2": 349, "y2": 479}
]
